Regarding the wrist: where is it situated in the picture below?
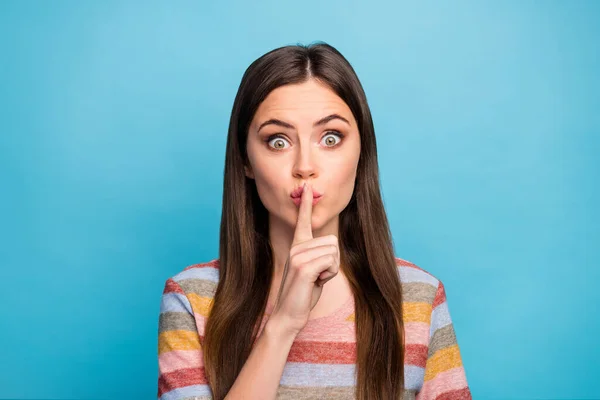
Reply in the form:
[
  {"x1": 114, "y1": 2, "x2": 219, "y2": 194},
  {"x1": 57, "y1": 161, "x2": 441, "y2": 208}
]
[{"x1": 264, "y1": 315, "x2": 301, "y2": 342}]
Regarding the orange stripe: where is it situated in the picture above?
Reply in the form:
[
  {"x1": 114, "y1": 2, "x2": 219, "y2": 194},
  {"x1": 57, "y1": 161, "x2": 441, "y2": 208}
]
[
  {"x1": 158, "y1": 330, "x2": 201, "y2": 355},
  {"x1": 432, "y1": 282, "x2": 447, "y2": 308},
  {"x1": 403, "y1": 302, "x2": 432, "y2": 323},
  {"x1": 288, "y1": 341, "x2": 356, "y2": 363},
  {"x1": 162, "y1": 278, "x2": 185, "y2": 295},
  {"x1": 285, "y1": 341, "x2": 428, "y2": 367},
  {"x1": 438, "y1": 387, "x2": 472, "y2": 400},
  {"x1": 405, "y1": 344, "x2": 428, "y2": 368},
  {"x1": 424, "y1": 345, "x2": 463, "y2": 381},
  {"x1": 187, "y1": 293, "x2": 214, "y2": 317},
  {"x1": 346, "y1": 302, "x2": 431, "y2": 324},
  {"x1": 158, "y1": 367, "x2": 208, "y2": 397}
]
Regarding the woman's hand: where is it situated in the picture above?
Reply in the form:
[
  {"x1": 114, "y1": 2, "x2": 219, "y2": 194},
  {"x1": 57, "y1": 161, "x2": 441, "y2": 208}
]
[{"x1": 269, "y1": 183, "x2": 341, "y2": 336}]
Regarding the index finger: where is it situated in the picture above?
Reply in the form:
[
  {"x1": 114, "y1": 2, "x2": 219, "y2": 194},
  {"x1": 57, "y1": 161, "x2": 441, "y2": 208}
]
[{"x1": 292, "y1": 183, "x2": 313, "y2": 245}]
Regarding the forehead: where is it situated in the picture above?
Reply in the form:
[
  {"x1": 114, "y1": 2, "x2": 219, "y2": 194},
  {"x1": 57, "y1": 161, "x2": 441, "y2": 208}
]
[{"x1": 252, "y1": 79, "x2": 355, "y2": 126}]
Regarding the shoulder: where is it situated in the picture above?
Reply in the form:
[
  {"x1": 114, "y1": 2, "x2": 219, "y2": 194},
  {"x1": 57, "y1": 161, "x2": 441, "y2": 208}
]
[
  {"x1": 394, "y1": 256, "x2": 445, "y2": 307},
  {"x1": 162, "y1": 258, "x2": 221, "y2": 301},
  {"x1": 172, "y1": 258, "x2": 220, "y2": 284}
]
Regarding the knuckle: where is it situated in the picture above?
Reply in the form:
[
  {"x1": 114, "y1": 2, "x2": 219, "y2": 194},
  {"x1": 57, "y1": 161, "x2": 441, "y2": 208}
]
[
  {"x1": 299, "y1": 266, "x2": 312, "y2": 279},
  {"x1": 289, "y1": 254, "x2": 301, "y2": 268},
  {"x1": 289, "y1": 246, "x2": 300, "y2": 257}
]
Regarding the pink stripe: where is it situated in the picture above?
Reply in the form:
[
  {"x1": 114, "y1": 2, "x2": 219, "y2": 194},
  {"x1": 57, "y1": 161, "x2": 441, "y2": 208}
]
[
  {"x1": 417, "y1": 367, "x2": 469, "y2": 399},
  {"x1": 194, "y1": 312, "x2": 427, "y2": 345},
  {"x1": 194, "y1": 313, "x2": 207, "y2": 336},
  {"x1": 158, "y1": 349, "x2": 203, "y2": 374},
  {"x1": 405, "y1": 322, "x2": 429, "y2": 346},
  {"x1": 192, "y1": 318, "x2": 429, "y2": 344},
  {"x1": 295, "y1": 319, "x2": 356, "y2": 341}
]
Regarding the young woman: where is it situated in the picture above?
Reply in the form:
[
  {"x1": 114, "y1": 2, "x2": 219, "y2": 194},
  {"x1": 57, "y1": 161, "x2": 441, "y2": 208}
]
[{"x1": 158, "y1": 42, "x2": 472, "y2": 400}]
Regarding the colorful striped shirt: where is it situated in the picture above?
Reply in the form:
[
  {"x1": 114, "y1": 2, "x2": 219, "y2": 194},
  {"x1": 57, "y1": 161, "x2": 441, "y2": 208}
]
[{"x1": 157, "y1": 258, "x2": 471, "y2": 399}]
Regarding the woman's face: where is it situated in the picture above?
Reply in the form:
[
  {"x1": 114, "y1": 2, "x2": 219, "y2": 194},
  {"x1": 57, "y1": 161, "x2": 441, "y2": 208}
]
[{"x1": 245, "y1": 78, "x2": 361, "y2": 233}]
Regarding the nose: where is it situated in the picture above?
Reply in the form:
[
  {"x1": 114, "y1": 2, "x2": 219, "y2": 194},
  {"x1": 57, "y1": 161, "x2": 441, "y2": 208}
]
[{"x1": 291, "y1": 143, "x2": 318, "y2": 180}]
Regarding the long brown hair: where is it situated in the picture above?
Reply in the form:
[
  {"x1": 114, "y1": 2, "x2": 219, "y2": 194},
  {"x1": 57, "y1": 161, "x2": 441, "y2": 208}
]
[{"x1": 203, "y1": 42, "x2": 405, "y2": 400}]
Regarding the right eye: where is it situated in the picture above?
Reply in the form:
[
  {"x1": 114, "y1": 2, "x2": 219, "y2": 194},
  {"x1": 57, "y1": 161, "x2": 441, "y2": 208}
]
[{"x1": 266, "y1": 134, "x2": 290, "y2": 150}]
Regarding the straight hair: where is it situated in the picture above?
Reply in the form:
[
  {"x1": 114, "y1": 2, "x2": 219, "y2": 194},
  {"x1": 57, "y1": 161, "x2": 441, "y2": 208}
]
[{"x1": 203, "y1": 42, "x2": 405, "y2": 400}]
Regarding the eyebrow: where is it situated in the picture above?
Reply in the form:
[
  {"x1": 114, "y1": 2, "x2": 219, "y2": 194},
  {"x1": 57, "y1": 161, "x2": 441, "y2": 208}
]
[{"x1": 257, "y1": 113, "x2": 351, "y2": 133}]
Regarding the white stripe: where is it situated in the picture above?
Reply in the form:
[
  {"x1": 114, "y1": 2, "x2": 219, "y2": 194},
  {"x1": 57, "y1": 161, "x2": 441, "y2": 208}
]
[
  {"x1": 280, "y1": 363, "x2": 356, "y2": 386},
  {"x1": 405, "y1": 365, "x2": 425, "y2": 391},
  {"x1": 174, "y1": 266, "x2": 220, "y2": 283},
  {"x1": 278, "y1": 363, "x2": 425, "y2": 391},
  {"x1": 399, "y1": 266, "x2": 439, "y2": 287},
  {"x1": 430, "y1": 302, "x2": 452, "y2": 336},
  {"x1": 159, "y1": 384, "x2": 212, "y2": 400},
  {"x1": 160, "y1": 292, "x2": 193, "y2": 314}
]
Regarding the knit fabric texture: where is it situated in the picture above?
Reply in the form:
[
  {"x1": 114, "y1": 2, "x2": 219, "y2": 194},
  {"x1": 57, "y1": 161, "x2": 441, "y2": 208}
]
[{"x1": 158, "y1": 258, "x2": 472, "y2": 400}]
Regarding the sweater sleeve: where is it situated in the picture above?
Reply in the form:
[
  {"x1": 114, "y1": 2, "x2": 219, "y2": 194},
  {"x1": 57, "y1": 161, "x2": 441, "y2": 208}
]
[
  {"x1": 416, "y1": 281, "x2": 472, "y2": 400},
  {"x1": 157, "y1": 278, "x2": 213, "y2": 400}
]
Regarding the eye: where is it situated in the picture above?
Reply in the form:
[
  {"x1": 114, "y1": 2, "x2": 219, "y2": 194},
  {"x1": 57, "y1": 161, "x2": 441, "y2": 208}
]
[
  {"x1": 266, "y1": 134, "x2": 290, "y2": 150},
  {"x1": 321, "y1": 131, "x2": 344, "y2": 147}
]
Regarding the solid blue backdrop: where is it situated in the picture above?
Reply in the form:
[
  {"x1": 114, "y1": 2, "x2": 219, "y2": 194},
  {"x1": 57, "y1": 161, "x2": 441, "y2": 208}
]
[{"x1": 1, "y1": 1, "x2": 598, "y2": 399}]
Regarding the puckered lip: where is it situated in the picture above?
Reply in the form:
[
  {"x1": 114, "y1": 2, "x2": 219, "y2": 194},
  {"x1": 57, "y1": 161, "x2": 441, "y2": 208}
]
[{"x1": 290, "y1": 184, "x2": 323, "y2": 198}]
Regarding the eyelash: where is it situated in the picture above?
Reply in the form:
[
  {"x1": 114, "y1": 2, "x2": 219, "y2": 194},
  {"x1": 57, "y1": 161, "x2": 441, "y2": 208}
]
[{"x1": 264, "y1": 131, "x2": 345, "y2": 150}]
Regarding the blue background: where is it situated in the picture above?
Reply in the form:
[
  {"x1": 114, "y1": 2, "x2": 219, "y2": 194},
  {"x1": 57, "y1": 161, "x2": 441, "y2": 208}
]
[{"x1": 1, "y1": 1, "x2": 598, "y2": 399}]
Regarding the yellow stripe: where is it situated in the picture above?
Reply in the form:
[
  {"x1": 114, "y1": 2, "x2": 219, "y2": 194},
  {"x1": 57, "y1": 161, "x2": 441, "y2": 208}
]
[
  {"x1": 345, "y1": 302, "x2": 431, "y2": 323},
  {"x1": 403, "y1": 302, "x2": 432, "y2": 323},
  {"x1": 158, "y1": 330, "x2": 201, "y2": 355},
  {"x1": 187, "y1": 293, "x2": 214, "y2": 317},
  {"x1": 424, "y1": 344, "x2": 463, "y2": 381}
]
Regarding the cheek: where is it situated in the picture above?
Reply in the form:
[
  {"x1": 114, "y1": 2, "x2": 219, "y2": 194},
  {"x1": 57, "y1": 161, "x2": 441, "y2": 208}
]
[
  {"x1": 253, "y1": 161, "x2": 283, "y2": 189},
  {"x1": 329, "y1": 160, "x2": 359, "y2": 207},
  {"x1": 246, "y1": 143, "x2": 291, "y2": 212},
  {"x1": 251, "y1": 164, "x2": 287, "y2": 208},
  {"x1": 333, "y1": 159, "x2": 359, "y2": 187}
]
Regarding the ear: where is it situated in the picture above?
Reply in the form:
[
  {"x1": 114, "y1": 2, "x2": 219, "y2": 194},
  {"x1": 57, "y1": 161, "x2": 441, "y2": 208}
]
[{"x1": 244, "y1": 164, "x2": 255, "y2": 179}]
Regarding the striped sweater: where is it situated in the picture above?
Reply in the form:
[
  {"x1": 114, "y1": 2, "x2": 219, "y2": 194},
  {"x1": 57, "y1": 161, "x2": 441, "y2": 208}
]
[{"x1": 157, "y1": 258, "x2": 471, "y2": 400}]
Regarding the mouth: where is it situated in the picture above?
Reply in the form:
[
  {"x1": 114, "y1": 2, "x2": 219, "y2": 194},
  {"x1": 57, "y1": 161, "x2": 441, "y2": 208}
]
[
  {"x1": 290, "y1": 185, "x2": 323, "y2": 207},
  {"x1": 290, "y1": 185, "x2": 323, "y2": 199},
  {"x1": 291, "y1": 195, "x2": 323, "y2": 207}
]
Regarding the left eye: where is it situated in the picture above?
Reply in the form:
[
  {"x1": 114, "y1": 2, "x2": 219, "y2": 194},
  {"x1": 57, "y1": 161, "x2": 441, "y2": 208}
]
[{"x1": 321, "y1": 132, "x2": 343, "y2": 147}]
